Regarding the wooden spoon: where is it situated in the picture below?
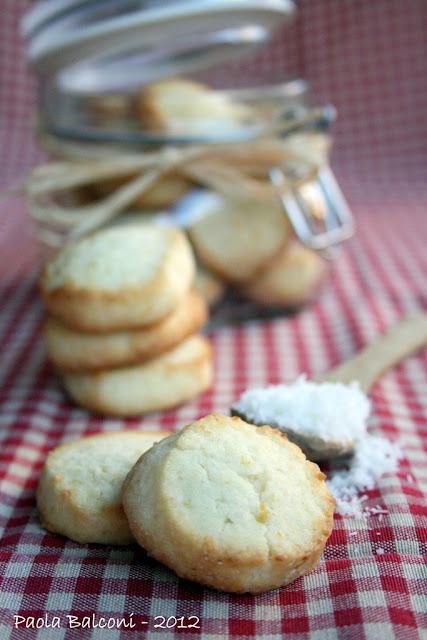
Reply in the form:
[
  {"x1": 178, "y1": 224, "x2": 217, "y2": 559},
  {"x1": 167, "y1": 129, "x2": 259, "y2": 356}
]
[{"x1": 233, "y1": 313, "x2": 427, "y2": 461}]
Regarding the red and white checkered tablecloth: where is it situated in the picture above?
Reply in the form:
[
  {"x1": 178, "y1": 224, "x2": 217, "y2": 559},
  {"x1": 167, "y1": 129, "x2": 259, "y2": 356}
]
[{"x1": 0, "y1": 1, "x2": 426, "y2": 639}]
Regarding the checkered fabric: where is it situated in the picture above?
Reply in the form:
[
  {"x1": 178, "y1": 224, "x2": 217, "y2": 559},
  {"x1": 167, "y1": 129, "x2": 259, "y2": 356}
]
[{"x1": 0, "y1": 1, "x2": 426, "y2": 639}]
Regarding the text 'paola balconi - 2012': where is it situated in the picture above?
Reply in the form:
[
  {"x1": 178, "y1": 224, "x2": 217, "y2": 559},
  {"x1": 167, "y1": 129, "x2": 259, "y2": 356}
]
[{"x1": 13, "y1": 613, "x2": 201, "y2": 630}]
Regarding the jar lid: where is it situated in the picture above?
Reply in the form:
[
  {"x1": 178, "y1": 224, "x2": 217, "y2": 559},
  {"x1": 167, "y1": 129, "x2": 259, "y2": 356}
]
[{"x1": 22, "y1": 0, "x2": 295, "y2": 94}]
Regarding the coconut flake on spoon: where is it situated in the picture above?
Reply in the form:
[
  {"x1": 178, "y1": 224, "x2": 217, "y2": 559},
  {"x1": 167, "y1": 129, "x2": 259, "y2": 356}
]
[
  {"x1": 233, "y1": 376, "x2": 370, "y2": 460},
  {"x1": 233, "y1": 314, "x2": 427, "y2": 462}
]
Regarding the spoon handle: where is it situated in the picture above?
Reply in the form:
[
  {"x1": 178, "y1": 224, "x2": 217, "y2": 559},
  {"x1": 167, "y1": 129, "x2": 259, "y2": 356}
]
[{"x1": 316, "y1": 313, "x2": 427, "y2": 392}]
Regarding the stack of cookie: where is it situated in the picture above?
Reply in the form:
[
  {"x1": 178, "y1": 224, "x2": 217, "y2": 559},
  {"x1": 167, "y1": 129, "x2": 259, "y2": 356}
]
[{"x1": 40, "y1": 224, "x2": 212, "y2": 416}]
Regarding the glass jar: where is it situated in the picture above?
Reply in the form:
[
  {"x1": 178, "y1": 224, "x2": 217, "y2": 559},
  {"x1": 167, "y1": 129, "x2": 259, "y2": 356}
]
[
  {"x1": 23, "y1": 0, "x2": 298, "y2": 145},
  {"x1": 23, "y1": 0, "x2": 352, "y2": 317}
]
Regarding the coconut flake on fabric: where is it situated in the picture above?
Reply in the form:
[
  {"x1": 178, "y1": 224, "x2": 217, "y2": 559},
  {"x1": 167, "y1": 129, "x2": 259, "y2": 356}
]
[
  {"x1": 327, "y1": 434, "x2": 403, "y2": 517},
  {"x1": 233, "y1": 376, "x2": 371, "y2": 441}
]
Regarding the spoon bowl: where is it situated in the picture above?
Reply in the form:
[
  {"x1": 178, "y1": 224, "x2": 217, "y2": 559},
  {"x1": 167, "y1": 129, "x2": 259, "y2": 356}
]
[
  {"x1": 232, "y1": 314, "x2": 427, "y2": 461},
  {"x1": 231, "y1": 407, "x2": 354, "y2": 461}
]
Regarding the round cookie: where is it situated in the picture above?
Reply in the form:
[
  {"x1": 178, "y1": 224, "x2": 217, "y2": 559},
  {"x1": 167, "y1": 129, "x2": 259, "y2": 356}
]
[
  {"x1": 40, "y1": 224, "x2": 195, "y2": 332},
  {"x1": 194, "y1": 265, "x2": 225, "y2": 308},
  {"x1": 298, "y1": 181, "x2": 327, "y2": 221},
  {"x1": 46, "y1": 289, "x2": 208, "y2": 371},
  {"x1": 189, "y1": 196, "x2": 291, "y2": 283},
  {"x1": 122, "y1": 414, "x2": 335, "y2": 594},
  {"x1": 240, "y1": 242, "x2": 327, "y2": 307},
  {"x1": 62, "y1": 335, "x2": 212, "y2": 416},
  {"x1": 91, "y1": 172, "x2": 193, "y2": 209},
  {"x1": 137, "y1": 78, "x2": 253, "y2": 136},
  {"x1": 37, "y1": 430, "x2": 170, "y2": 545}
]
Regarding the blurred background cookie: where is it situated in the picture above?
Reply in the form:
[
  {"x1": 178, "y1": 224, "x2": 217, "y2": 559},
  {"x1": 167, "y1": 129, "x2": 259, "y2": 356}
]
[
  {"x1": 189, "y1": 197, "x2": 291, "y2": 283},
  {"x1": 240, "y1": 241, "x2": 328, "y2": 308},
  {"x1": 193, "y1": 265, "x2": 226, "y2": 308},
  {"x1": 137, "y1": 78, "x2": 254, "y2": 136},
  {"x1": 90, "y1": 172, "x2": 194, "y2": 209},
  {"x1": 37, "y1": 430, "x2": 170, "y2": 545},
  {"x1": 298, "y1": 180, "x2": 328, "y2": 221}
]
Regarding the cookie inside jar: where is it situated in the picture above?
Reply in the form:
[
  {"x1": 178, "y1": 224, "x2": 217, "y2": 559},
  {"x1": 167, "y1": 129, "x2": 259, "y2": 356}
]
[{"x1": 25, "y1": 0, "x2": 351, "y2": 325}]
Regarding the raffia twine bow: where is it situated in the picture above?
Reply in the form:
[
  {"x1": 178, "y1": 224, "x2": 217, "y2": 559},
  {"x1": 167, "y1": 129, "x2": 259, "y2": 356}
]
[{"x1": 24, "y1": 109, "x2": 331, "y2": 248}]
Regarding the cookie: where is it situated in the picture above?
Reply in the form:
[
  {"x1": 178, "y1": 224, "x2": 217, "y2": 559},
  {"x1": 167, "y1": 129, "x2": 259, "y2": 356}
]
[
  {"x1": 91, "y1": 172, "x2": 193, "y2": 209},
  {"x1": 189, "y1": 197, "x2": 291, "y2": 283},
  {"x1": 137, "y1": 78, "x2": 253, "y2": 136},
  {"x1": 240, "y1": 242, "x2": 327, "y2": 307},
  {"x1": 46, "y1": 289, "x2": 207, "y2": 371},
  {"x1": 298, "y1": 181, "x2": 327, "y2": 221},
  {"x1": 122, "y1": 414, "x2": 335, "y2": 594},
  {"x1": 194, "y1": 265, "x2": 226, "y2": 307},
  {"x1": 62, "y1": 335, "x2": 212, "y2": 416},
  {"x1": 89, "y1": 93, "x2": 131, "y2": 126},
  {"x1": 40, "y1": 224, "x2": 195, "y2": 332},
  {"x1": 37, "y1": 430, "x2": 170, "y2": 545}
]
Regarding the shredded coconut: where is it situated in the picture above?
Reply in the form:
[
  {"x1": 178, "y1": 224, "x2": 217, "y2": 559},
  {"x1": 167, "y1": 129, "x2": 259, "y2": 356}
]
[
  {"x1": 234, "y1": 379, "x2": 402, "y2": 519},
  {"x1": 233, "y1": 376, "x2": 371, "y2": 441},
  {"x1": 327, "y1": 435, "x2": 402, "y2": 517}
]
